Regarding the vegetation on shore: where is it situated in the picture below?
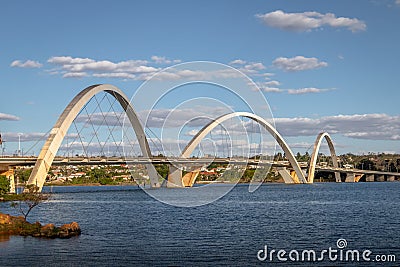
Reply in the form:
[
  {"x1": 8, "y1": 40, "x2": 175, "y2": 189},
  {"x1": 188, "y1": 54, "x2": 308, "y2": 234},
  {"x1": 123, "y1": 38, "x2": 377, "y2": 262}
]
[
  {"x1": 6, "y1": 152, "x2": 400, "y2": 190},
  {"x1": 0, "y1": 175, "x2": 10, "y2": 195},
  {"x1": 9, "y1": 185, "x2": 50, "y2": 220},
  {"x1": 0, "y1": 180, "x2": 81, "y2": 239},
  {"x1": 0, "y1": 212, "x2": 81, "y2": 238}
]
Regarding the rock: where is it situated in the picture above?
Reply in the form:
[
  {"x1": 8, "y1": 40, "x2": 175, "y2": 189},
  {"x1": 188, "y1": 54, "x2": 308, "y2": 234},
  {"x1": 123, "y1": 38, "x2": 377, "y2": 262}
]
[
  {"x1": 0, "y1": 213, "x2": 11, "y2": 224},
  {"x1": 0, "y1": 212, "x2": 81, "y2": 238},
  {"x1": 19, "y1": 221, "x2": 42, "y2": 237},
  {"x1": 59, "y1": 222, "x2": 81, "y2": 238},
  {"x1": 40, "y1": 223, "x2": 57, "y2": 237}
]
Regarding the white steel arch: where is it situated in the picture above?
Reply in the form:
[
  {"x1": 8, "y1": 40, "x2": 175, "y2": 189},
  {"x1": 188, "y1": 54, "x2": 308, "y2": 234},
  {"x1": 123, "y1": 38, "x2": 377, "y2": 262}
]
[
  {"x1": 180, "y1": 111, "x2": 307, "y2": 184},
  {"x1": 27, "y1": 84, "x2": 159, "y2": 191},
  {"x1": 307, "y1": 132, "x2": 340, "y2": 183}
]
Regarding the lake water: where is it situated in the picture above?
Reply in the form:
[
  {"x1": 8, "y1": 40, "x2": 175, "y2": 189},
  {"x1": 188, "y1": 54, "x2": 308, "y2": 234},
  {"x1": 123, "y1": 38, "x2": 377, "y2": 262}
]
[{"x1": 0, "y1": 183, "x2": 399, "y2": 266}]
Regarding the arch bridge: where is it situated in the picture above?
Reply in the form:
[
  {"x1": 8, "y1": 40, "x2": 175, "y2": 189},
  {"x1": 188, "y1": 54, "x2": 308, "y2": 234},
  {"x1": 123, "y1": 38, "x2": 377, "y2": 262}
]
[
  {"x1": 26, "y1": 84, "x2": 160, "y2": 191},
  {"x1": 167, "y1": 112, "x2": 307, "y2": 187},
  {"x1": 18, "y1": 84, "x2": 397, "y2": 191}
]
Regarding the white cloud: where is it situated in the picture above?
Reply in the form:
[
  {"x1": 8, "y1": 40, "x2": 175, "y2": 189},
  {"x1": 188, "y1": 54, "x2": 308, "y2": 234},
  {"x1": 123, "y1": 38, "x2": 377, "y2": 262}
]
[
  {"x1": 139, "y1": 67, "x2": 251, "y2": 82},
  {"x1": 397, "y1": 0, "x2": 400, "y2": 5},
  {"x1": 273, "y1": 56, "x2": 328, "y2": 72},
  {"x1": 140, "y1": 106, "x2": 230, "y2": 128},
  {"x1": 93, "y1": 73, "x2": 136, "y2": 79},
  {"x1": 48, "y1": 56, "x2": 248, "y2": 81},
  {"x1": 0, "y1": 132, "x2": 47, "y2": 142},
  {"x1": 43, "y1": 55, "x2": 329, "y2": 96},
  {"x1": 255, "y1": 81, "x2": 284, "y2": 93},
  {"x1": 73, "y1": 106, "x2": 230, "y2": 129},
  {"x1": 47, "y1": 56, "x2": 94, "y2": 65},
  {"x1": 9, "y1": 112, "x2": 400, "y2": 156},
  {"x1": 228, "y1": 60, "x2": 268, "y2": 76},
  {"x1": 264, "y1": 80, "x2": 281, "y2": 87},
  {"x1": 74, "y1": 112, "x2": 124, "y2": 127},
  {"x1": 10, "y1": 60, "x2": 42, "y2": 68},
  {"x1": 48, "y1": 56, "x2": 159, "y2": 80},
  {"x1": 288, "y1": 87, "x2": 330, "y2": 95},
  {"x1": 185, "y1": 129, "x2": 200, "y2": 137},
  {"x1": 0, "y1": 113, "x2": 20, "y2": 121},
  {"x1": 45, "y1": 55, "x2": 274, "y2": 84},
  {"x1": 238, "y1": 62, "x2": 267, "y2": 75},
  {"x1": 262, "y1": 73, "x2": 275, "y2": 79},
  {"x1": 229, "y1": 59, "x2": 247, "y2": 65},
  {"x1": 63, "y1": 72, "x2": 88, "y2": 78},
  {"x1": 274, "y1": 113, "x2": 400, "y2": 140},
  {"x1": 254, "y1": 81, "x2": 329, "y2": 95},
  {"x1": 263, "y1": 87, "x2": 283, "y2": 93},
  {"x1": 151, "y1": 55, "x2": 181, "y2": 64},
  {"x1": 256, "y1": 10, "x2": 366, "y2": 32}
]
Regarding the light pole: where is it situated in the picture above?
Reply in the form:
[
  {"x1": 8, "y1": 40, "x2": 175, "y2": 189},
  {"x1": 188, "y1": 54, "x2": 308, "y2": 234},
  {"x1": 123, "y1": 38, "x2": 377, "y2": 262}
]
[
  {"x1": 66, "y1": 136, "x2": 69, "y2": 157},
  {"x1": 18, "y1": 133, "x2": 22, "y2": 156}
]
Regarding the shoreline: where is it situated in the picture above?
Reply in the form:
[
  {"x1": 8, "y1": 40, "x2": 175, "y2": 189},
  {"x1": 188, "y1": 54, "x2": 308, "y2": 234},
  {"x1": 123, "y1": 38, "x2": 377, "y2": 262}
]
[
  {"x1": 0, "y1": 213, "x2": 81, "y2": 239},
  {"x1": 14, "y1": 178, "x2": 391, "y2": 190},
  {"x1": 39, "y1": 180, "x2": 334, "y2": 187}
]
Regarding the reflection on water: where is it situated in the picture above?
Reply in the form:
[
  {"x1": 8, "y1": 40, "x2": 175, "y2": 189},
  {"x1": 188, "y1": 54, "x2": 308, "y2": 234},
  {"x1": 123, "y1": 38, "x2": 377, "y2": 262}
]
[
  {"x1": 0, "y1": 183, "x2": 399, "y2": 266},
  {"x1": 0, "y1": 234, "x2": 10, "y2": 243}
]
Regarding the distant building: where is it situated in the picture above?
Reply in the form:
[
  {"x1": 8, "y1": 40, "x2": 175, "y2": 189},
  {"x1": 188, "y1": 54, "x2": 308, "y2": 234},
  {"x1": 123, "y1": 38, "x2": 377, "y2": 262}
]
[{"x1": 343, "y1": 164, "x2": 353, "y2": 169}]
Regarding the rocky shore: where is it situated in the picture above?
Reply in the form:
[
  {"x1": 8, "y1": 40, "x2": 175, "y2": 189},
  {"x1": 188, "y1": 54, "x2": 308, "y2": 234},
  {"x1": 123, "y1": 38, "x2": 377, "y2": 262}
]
[{"x1": 0, "y1": 213, "x2": 81, "y2": 238}]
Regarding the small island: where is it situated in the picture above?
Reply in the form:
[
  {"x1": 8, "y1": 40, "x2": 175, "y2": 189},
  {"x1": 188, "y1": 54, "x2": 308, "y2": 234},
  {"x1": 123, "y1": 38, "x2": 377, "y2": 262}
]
[
  {"x1": 0, "y1": 179, "x2": 81, "y2": 239},
  {"x1": 0, "y1": 212, "x2": 81, "y2": 238}
]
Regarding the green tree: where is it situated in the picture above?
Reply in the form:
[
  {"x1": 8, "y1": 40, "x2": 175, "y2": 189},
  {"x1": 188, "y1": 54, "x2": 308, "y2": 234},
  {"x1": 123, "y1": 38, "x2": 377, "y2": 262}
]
[
  {"x1": 88, "y1": 168, "x2": 110, "y2": 180},
  {"x1": 10, "y1": 185, "x2": 50, "y2": 220},
  {"x1": 15, "y1": 168, "x2": 32, "y2": 183},
  {"x1": 0, "y1": 175, "x2": 10, "y2": 195},
  {"x1": 98, "y1": 177, "x2": 116, "y2": 185},
  {"x1": 155, "y1": 164, "x2": 169, "y2": 178}
]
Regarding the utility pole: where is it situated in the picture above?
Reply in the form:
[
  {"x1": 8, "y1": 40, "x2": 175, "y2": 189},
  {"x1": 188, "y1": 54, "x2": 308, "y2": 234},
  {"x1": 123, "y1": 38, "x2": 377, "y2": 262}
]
[
  {"x1": 18, "y1": 133, "x2": 22, "y2": 156},
  {"x1": 65, "y1": 136, "x2": 69, "y2": 157},
  {"x1": 0, "y1": 132, "x2": 3, "y2": 157}
]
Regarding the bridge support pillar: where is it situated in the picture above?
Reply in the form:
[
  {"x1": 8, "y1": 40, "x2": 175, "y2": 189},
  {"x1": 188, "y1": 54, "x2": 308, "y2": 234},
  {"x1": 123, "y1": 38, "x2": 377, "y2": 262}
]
[
  {"x1": 182, "y1": 170, "x2": 200, "y2": 187},
  {"x1": 334, "y1": 172, "x2": 341, "y2": 183},
  {"x1": 345, "y1": 173, "x2": 355, "y2": 183},
  {"x1": 387, "y1": 175, "x2": 395, "y2": 182},
  {"x1": 277, "y1": 167, "x2": 296, "y2": 184},
  {"x1": 366, "y1": 174, "x2": 375, "y2": 182},
  {"x1": 167, "y1": 165, "x2": 184, "y2": 187},
  {"x1": 144, "y1": 164, "x2": 161, "y2": 188},
  {"x1": 354, "y1": 174, "x2": 364, "y2": 182},
  {"x1": 377, "y1": 175, "x2": 385, "y2": 182}
]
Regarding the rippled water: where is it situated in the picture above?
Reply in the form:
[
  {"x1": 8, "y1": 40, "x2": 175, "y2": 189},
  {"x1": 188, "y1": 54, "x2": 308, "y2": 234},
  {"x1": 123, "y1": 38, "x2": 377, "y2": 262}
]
[{"x1": 0, "y1": 183, "x2": 399, "y2": 266}]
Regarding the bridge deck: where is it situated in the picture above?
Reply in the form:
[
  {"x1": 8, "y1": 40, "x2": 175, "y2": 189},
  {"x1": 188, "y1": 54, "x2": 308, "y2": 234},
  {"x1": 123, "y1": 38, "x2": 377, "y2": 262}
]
[{"x1": 1, "y1": 157, "x2": 400, "y2": 177}]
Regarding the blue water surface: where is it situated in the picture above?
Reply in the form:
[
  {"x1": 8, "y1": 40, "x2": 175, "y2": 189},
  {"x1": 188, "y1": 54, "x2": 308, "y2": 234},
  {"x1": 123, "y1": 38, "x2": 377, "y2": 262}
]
[{"x1": 0, "y1": 182, "x2": 399, "y2": 266}]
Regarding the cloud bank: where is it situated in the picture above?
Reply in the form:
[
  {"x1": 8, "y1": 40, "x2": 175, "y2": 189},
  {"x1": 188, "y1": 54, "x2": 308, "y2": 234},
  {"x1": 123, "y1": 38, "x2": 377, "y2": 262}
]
[
  {"x1": 0, "y1": 113, "x2": 20, "y2": 121},
  {"x1": 273, "y1": 56, "x2": 328, "y2": 72},
  {"x1": 274, "y1": 113, "x2": 400, "y2": 140},
  {"x1": 256, "y1": 10, "x2": 366, "y2": 32},
  {"x1": 10, "y1": 60, "x2": 42, "y2": 68}
]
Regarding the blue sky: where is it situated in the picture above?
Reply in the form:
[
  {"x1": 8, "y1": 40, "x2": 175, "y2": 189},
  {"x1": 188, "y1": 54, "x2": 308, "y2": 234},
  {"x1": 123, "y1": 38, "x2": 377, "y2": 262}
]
[{"x1": 1, "y1": 0, "x2": 400, "y2": 156}]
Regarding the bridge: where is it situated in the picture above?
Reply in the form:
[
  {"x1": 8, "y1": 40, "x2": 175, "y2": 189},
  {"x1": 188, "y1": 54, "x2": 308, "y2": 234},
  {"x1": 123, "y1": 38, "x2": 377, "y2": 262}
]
[
  {"x1": 1, "y1": 84, "x2": 399, "y2": 192},
  {"x1": 1, "y1": 156, "x2": 291, "y2": 166},
  {"x1": 2, "y1": 155, "x2": 399, "y2": 190}
]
